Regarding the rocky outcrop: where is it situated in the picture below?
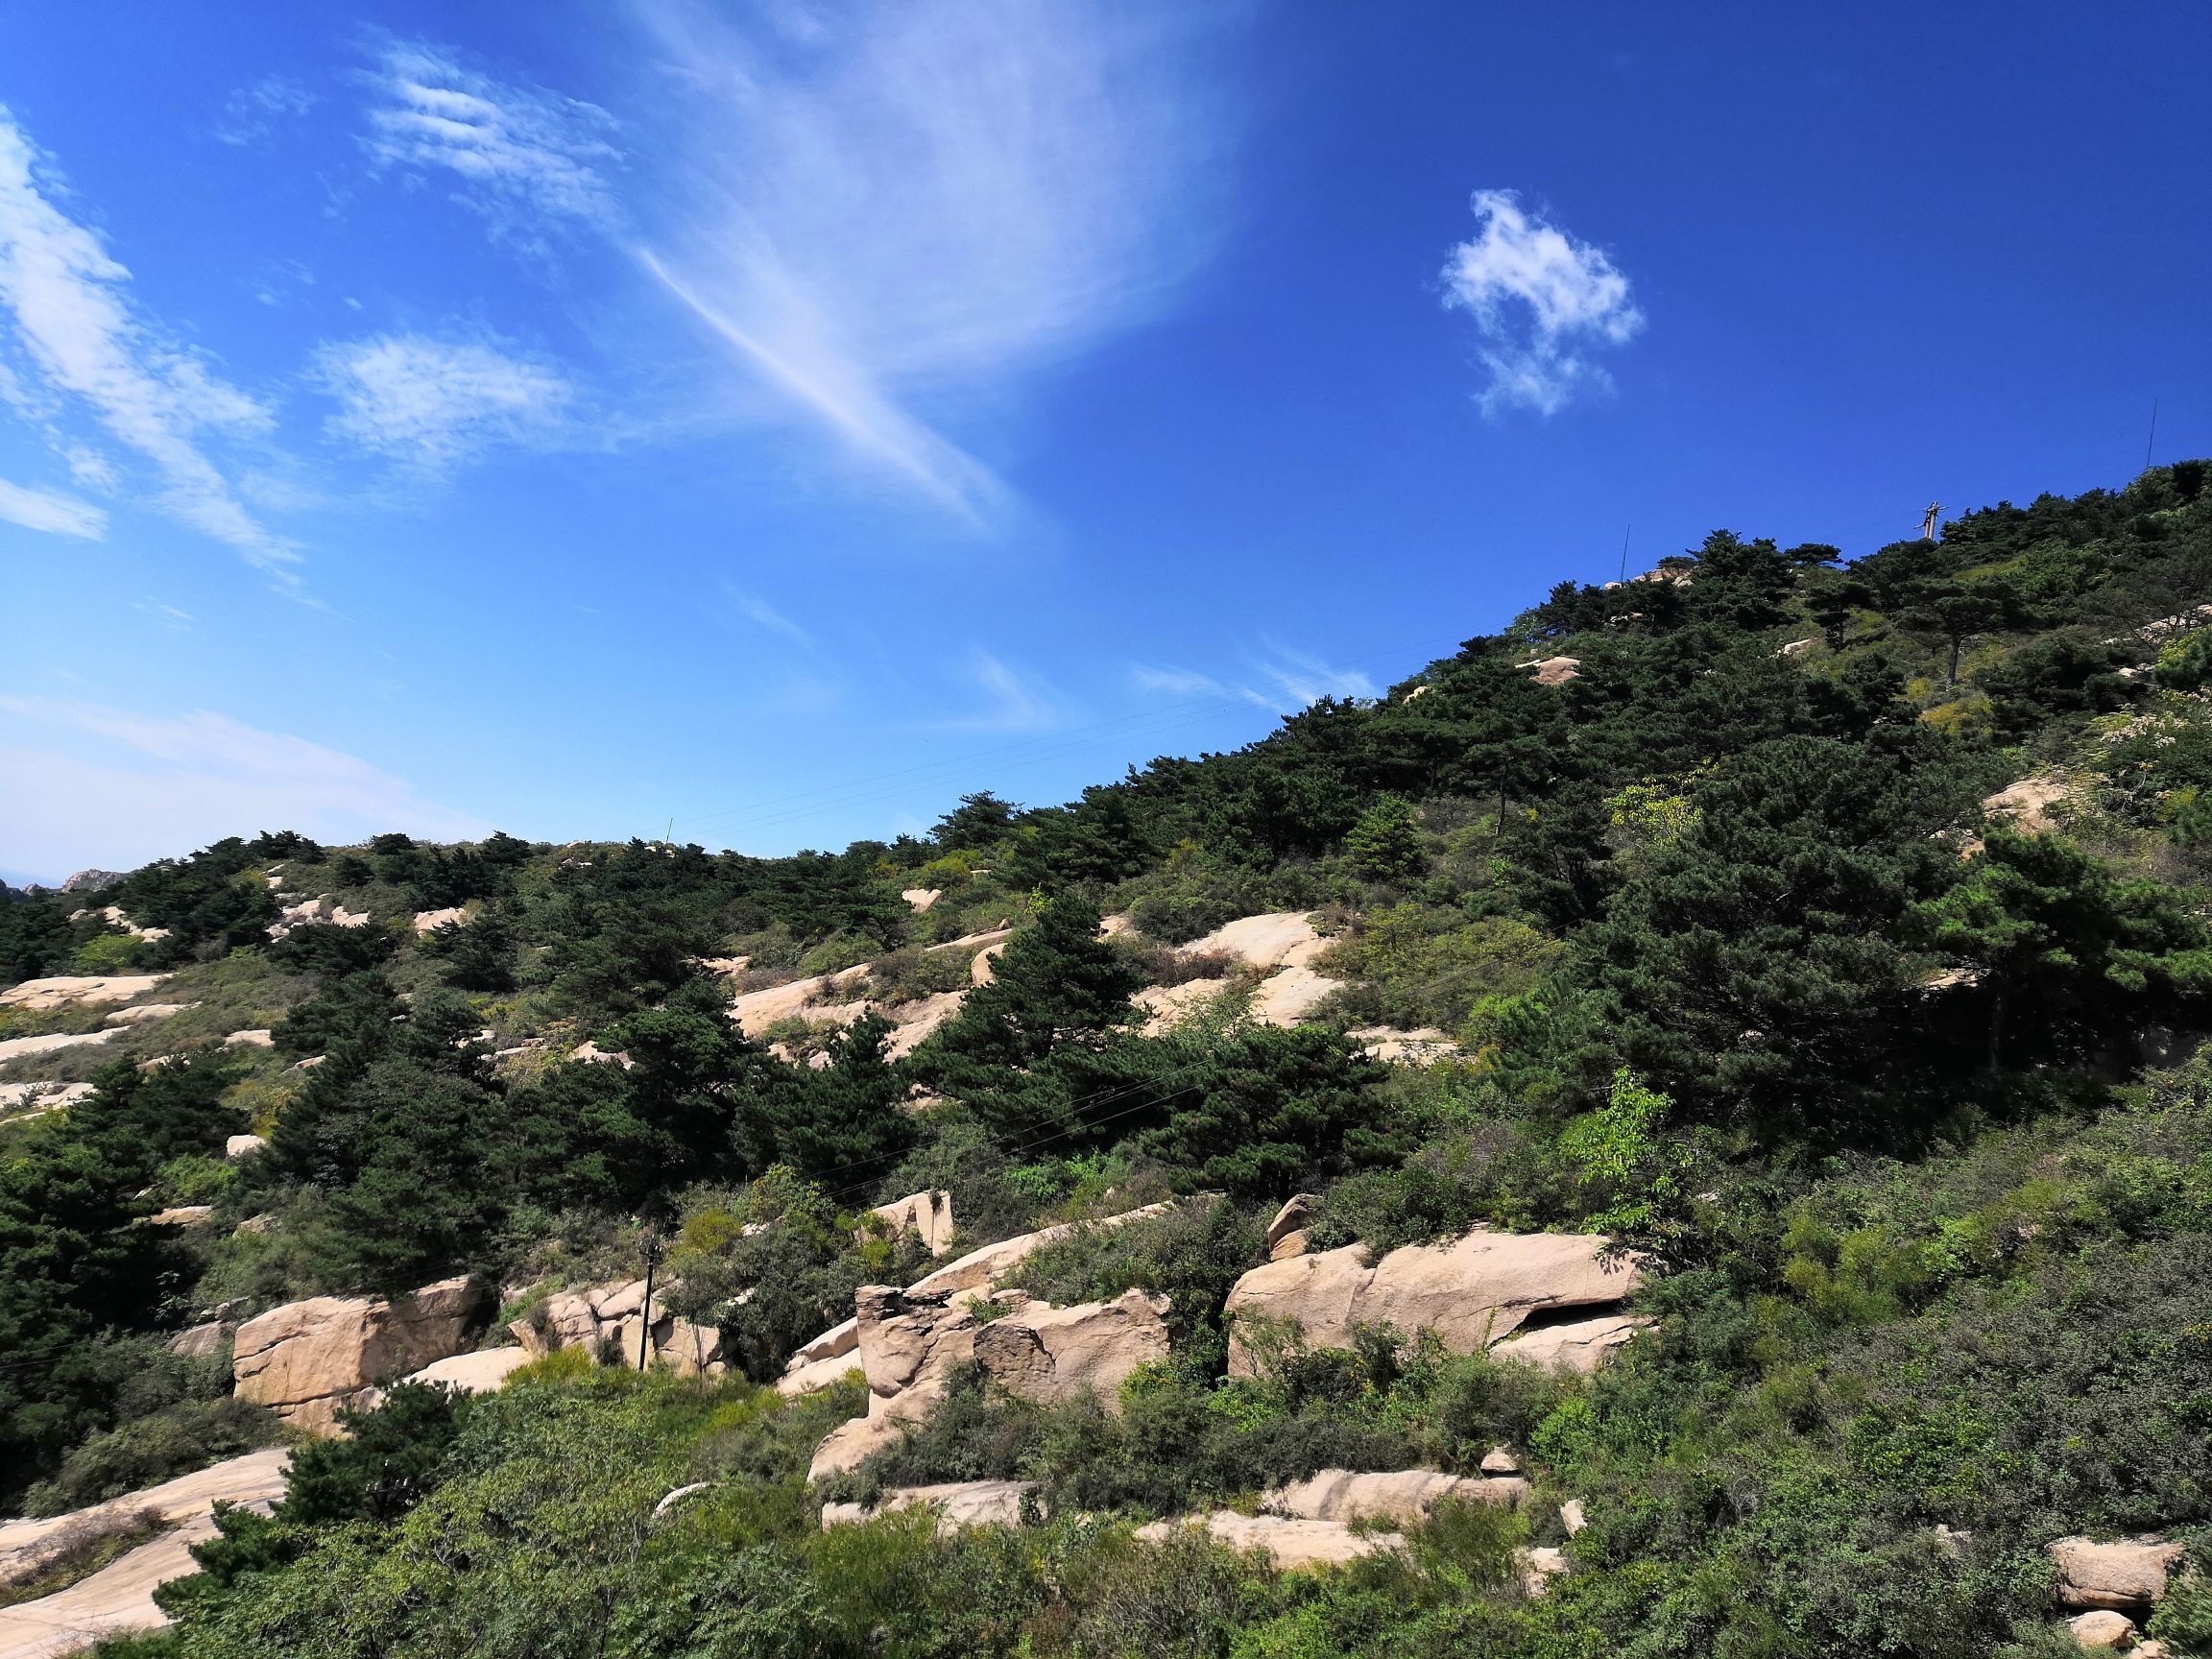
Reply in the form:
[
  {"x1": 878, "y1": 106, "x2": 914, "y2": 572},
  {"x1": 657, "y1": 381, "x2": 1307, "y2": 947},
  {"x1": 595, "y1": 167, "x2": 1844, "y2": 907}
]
[
  {"x1": 807, "y1": 1286, "x2": 977, "y2": 1480},
  {"x1": 907, "y1": 1200, "x2": 1177, "y2": 1298},
  {"x1": 1262, "y1": 1467, "x2": 1527, "y2": 1525},
  {"x1": 404, "y1": 1348, "x2": 536, "y2": 1394},
  {"x1": 974, "y1": 1289, "x2": 1171, "y2": 1406},
  {"x1": 820, "y1": 1480, "x2": 1039, "y2": 1535},
  {"x1": 2050, "y1": 1535, "x2": 2186, "y2": 1610},
  {"x1": 166, "y1": 1320, "x2": 232, "y2": 1359},
  {"x1": 225, "y1": 1134, "x2": 268, "y2": 1160},
  {"x1": 1348, "y1": 1025, "x2": 1461, "y2": 1066},
  {"x1": 265, "y1": 897, "x2": 371, "y2": 942},
  {"x1": 0, "y1": 1029, "x2": 121, "y2": 1064},
  {"x1": 807, "y1": 1283, "x2": 1171, "y2": 1480},
  {"x1": 1984, "y1": 776, "x2": 2074, "y2": 835},
  {"x1": 510, "y1": 1278, "x2": 727, "y2": 1378},
  {"x1": 1488, "y1": 1311, "x2": 1652, "y2": 1374},
  {"x1": 104, "y1": 1003, "x2": 190, "y2": 1026},
  {"x1": 868, "y1": 1190, "x2": 954, "y2": 1256},
  {"x1": 231, "y1": 1276, "x2": 488, "y2": 1433},
  {"x1": 412, "y1": 907, "x2": 467, "y2": 933},
  {"x1": 1518, "y1": 1545, "x2": 1570, "y2": 1597},
  {"x1": 0, "y1": 1082, "x2": 95, "y2": 1118},
  {"x1": 0, "y1": 1449, "x2": 289, "y2": 1657},
  {"x1": 1136, "y1": 914, "x2": 1343, "y2": 1033},
  {"x1": 1136, "y1": 1512, "x2": 1402, "y2": 1572},
  {"x1": 1517, "y1": 655, "x2": 1581, "y2": 686},
  {"x1": 1265, "y1": 1193, "x2": 1318, "y2": 1262},
  {"x1": 1224, "y1": 1226, "x2": 1645, "y2": 1376},
  {"x1": 0, "y1": 974, "x2": 169, "y2": 1012},
  {"x1": 2066, "y1": 1610, "x2": 2138, "y2": 1650}
]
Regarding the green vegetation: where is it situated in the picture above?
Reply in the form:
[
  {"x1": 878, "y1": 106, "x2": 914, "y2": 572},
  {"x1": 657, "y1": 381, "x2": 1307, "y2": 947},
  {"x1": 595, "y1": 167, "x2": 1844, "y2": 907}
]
[{"x1": 5, "y1": 463, "x2": 2212, "y2": 1655}]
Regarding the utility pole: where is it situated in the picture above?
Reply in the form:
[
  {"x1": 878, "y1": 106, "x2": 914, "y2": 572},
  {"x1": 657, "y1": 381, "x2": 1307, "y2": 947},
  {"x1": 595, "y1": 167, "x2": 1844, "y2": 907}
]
[
  {"x1": 2146, "y1": 397, "x2": 2159, "y2": 472},
  {"x1": 1921, "y1": 501, "x2": 1942, "y2": 541},
  {"x1": 1618, "y1": 523, "x2": 1632, "y2": 583},
  {"x1": 637, "y1": 1225, "x2": 662, "y2": 1372}
]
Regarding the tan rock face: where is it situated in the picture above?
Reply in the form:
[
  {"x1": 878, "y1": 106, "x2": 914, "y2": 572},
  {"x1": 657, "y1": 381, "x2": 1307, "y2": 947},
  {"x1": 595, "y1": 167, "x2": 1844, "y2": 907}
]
[
  {"x1": 165, "y1": 1321, "x2": 232, "y2": 1359},
  {"x1": 0, "y1": 974, "x2": 169, "y2": 1012},
  {"x1": 820, "y1": 1479, "x2": 1039, "y2": 1535},
  {"x1": 807, "y1": 1284, "x2": 1170, "y2": 1479},
  {"x1": 508, "y1": 1276, "x2": 727, "y2": 1378},
  {"x1": 1262, "y1": 1468, "x2": 1524, "y2": 1526},
  {"x1": 1266, "y1": 1195, "x2": 1319, "y2": 1253},
  {"x1": 1224, "y1": 1227, "x2": 1645, "y2": 1376},
  {"x1": 974, "y1": 1289, "x2": 1170, "y2": 1407},
  {"x1": 0, "y1": 1449, "x2": 290, "y2": 1654},
  {"x1": 0, "y1": 1028, "x2": 121, "y2": 1064},
  {"x1": 1136, "y1": 1512, "x2": 1402, "y2": 1572},
  {"x1": 1984, "y1": 776, "x2": 2075, "y2": 835},
  {"x1": 868, "y1": 1190, "x2": 955, "y2": 1256},
  {"x1": 1488, "y1": 1312, "x2": 1652, "y2": 1374},
  {"x1": 1517, "y1": 1545, "x2": 1570, "y2": 1597},
  {"x1": 404, "y1": 1348, "x2": 534, "y2": 1394},
  {"x1": 906, "y1": 1200, "x2": 1177, "y2": 1298},
  {"x1": 231, "y1": 1277, "x2": 487, "y2": 1433},
  {"x1": 2050, "y1": 1535, "x2": 2186, "y2": 1610},
  {"x1": 805, "y1": 1286, "x2": 985, "y2": 1477},
  {"x1": 2066, "y1": 1609, "x2": 2137, "y2": 1649}
]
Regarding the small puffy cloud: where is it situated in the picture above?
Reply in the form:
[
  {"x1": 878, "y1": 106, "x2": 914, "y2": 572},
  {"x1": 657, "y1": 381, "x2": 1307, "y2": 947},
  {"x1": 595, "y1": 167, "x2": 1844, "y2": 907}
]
[
  {"x1": 0, "y1": 107, "x2": 290, "y2": 569},
  {"x1": 1442, "y1": 189, "x2": 1645, "y2": 418},
  {"x1": 0, "y1": 475, "x2": 104, "y2": 539},
  {"x1": 315, "y1": 332, "x2": 573, "y2": 469},
  {"x1": 360, "y1": 37, "x2": 620, "y2": 241},
  {"x1": 0, "y1": 696, "x2": 493, "y2": 880}
]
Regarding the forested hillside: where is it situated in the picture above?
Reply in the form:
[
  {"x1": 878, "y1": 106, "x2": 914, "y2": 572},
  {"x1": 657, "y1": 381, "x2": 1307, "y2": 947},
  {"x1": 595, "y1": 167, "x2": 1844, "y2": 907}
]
[{"x1": 4, "y1": 463, "x2": 2212, "y2": 1658}]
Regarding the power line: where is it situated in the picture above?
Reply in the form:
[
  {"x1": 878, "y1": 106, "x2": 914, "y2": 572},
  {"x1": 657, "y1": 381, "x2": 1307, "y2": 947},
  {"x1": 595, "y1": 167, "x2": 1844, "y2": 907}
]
[{"x1": 2146, "y1": 396, "x2": 2160, "y2": 472}]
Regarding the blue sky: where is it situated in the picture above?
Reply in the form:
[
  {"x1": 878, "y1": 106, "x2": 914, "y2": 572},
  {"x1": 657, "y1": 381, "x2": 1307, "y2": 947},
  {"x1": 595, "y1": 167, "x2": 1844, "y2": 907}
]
[{"x1": 1, "y1": 2, "x2": 2206, "y2": 883}]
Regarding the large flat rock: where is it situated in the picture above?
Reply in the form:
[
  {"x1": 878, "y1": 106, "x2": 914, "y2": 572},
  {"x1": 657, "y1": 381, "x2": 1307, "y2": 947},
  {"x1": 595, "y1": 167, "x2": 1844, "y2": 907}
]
[
  {"x1": 1136, "y1": 1511, "x2": 1403, "y2": 1572},
  {"x1": 0, "y1": 975, "x2": 170, "y2": 1013},
  {"x1": 1225, "y1": 1226, "x2": 1644, "y2": 1375},
  {"x1": 232, "y1": 1276, "x2": 486, "y2": 1433},
  {"x1": 0, "y1": 1449, "x2": 289, "y2": 1659}
]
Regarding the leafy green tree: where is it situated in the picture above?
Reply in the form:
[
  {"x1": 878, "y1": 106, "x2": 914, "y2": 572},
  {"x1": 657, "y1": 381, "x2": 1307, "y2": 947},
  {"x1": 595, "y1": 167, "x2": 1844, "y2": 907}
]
[
  {"x1": 1345, "y1": 795, "x2": 1425, "y2": 882},
  {"x1": 281, "y1": 1382, "x2": 472, "y2": 1526},
  {"x1": 424, "y1": 908, "x2": 517, "y2": 992},
  {"x1": 1136, "y1": 1025, "x2": 1396, "y2": 1201},
  {"x1": 1557, "y1": 735, "x2": 1973, "y2": 1134},
  {"x1": 1908, "y1": 830, "x2": 2212, "y2": 1070}
]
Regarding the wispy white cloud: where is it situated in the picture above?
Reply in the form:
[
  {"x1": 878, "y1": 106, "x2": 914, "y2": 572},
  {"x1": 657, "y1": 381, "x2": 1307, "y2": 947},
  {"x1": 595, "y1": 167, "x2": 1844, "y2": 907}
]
[
  {"x1": 0, "y1": 475, "x2": 104, "y2": 539},
  {"x1": 0, "y1": 108, "x2": 292, "y2": 570},
  {"x1": 0, "y1": 695, "x2": 494, "y2": 880},
  {"x1": 216, "y1": 74, "x2": 318, "y2": 147},
  {"x1": 727, "y1": 588, "x2": 816, "y2": 652},
  {"x1": 314, "y1": 331, "x2": 574, "y2": 469},
  {"x1": 931, "y1": 648, "x2": 1061, "y2": 732},
  {"x1": 1131, "y1": 665, "x2": 1227, "y2": 698},
  {"x1": 1132, "y1": 645, "x2": 1376, "y2": 713},
  {"x1": 633, "y1": 0, "x2": 1233, "y2": 522},
  {"x1": 360, "y1": 37, "x2": 621, "y2": 242},
  {"x1": 1441, "y1": 189, "x2": 1645, "y2": 418}
]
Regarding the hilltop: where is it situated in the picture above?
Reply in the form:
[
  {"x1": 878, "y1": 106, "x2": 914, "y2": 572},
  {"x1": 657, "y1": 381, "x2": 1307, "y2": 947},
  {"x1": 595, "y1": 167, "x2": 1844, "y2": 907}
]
[{"x1": 3, "y1": 463, "x2": 2211, "y2": 1659}]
